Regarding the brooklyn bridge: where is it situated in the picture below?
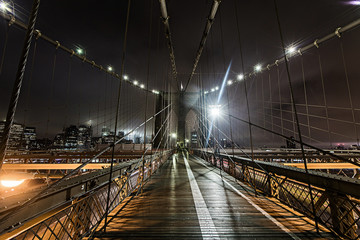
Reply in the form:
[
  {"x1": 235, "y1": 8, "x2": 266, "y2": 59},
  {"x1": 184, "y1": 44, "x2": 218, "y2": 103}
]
[{"x1": 0, "y1": 0, "x2": 359, "y2": 239}]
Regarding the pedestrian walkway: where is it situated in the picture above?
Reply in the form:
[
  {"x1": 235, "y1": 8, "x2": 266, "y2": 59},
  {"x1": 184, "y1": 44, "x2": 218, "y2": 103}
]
[{"x1": 93, "y1": 153, "x2": 334, "y2": 239}]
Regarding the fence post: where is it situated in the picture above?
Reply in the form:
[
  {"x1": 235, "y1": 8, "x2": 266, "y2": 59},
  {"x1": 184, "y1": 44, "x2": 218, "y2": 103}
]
[{"x1": 328, "y1": 191, "x2": 357, "y2": 239}]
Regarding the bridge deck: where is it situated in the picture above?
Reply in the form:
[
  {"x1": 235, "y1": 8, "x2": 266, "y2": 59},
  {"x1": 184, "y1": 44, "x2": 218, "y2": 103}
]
[{"x1": 93, "y1": 153, "x2": 334, "y2": 239}]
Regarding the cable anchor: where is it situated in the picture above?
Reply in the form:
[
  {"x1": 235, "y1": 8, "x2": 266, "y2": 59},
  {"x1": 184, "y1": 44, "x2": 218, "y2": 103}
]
[
  {"x1": 8, "y1": 16, "x2": 15, "y2": 26},
  {"x1": 335, "y1": 27, "x2": 341, "y2": 38},
  {"x1": 55, "y1": 41, "x2": 60, "y2": 49},
  {"x1": 35, "y1": 30, "x2": 41, "y2": 40},
  {"x1": 314, "y1": 39, "x2": 319, "y2": 48}
]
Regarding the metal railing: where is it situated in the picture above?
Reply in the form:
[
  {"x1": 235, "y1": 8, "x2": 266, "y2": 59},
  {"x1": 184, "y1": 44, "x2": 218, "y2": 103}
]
[
  {"x1": 5, "y1": 150, "x2": 172, "y2": 240},
  {"x1": 195, "y1": 150, "x2": 360, "y2": 240}
]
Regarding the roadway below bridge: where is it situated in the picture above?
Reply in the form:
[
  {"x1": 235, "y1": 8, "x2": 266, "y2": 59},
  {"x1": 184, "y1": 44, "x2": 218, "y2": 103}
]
[{"x1": 92, "y1": 153, "x2": 334, "y2": 239}]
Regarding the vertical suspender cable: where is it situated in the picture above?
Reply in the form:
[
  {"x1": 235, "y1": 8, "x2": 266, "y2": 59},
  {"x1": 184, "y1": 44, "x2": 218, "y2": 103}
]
[
  {"x1": 268, "y1": 71, "x2": 275, "y2": 140},
  {"x1": 219, "y1": 10, "x2": 235, "y2": 158},
  {"x1": 317, "y1": 53, "x2": 332, "y2": 147},
  {"x1": 64, "y1": 53, "x2": 72, "y2": 129},
  {"x1": 0, "y1": 0, "x2": 41, "y2": 170},
  {"x1": 23, "y1": 40, "x2": 38, "y2": 126},
  {"x1": 104, "y1": 0, "x2": 131, "y2": 230},
  {"x1": 261, "y1": 75, "x2": 266, "y2": 136},
  {"x1": 287, "y1": 62, "x2": 296, "y2": 138},
  {"x1": 300, "y1": 57, "x2": 312, "y2": 144},
  {"x1": 0, "y1": 24, "x2": 9, "y2": 75},
  {"x1": 272, "y1": 0, "x2": 319, "y2": 232},
  {"x1": 184, "y1": 0, "x2": 221, "y2": 92},
  {"x1": 141, "y1": 0, "x2": 154, "y2": 192},
  {"x1": 159, "y1": 0, "x2": 180, "y2": 91},
  {"x1": 339, "y1": 41, "x2": 359, "y2": 146},
  {"x1": 276, "y1": 66, "x2": 284, "y2": 135},
  {"x1": 233, "y1": 0, "x2": 258, "y2": 195},
  {"x1": 104, "y1": 73, "x2": 108, "y2": 131},
  {"x1": 45, "y1": 49, "x2": 58, "y2": 144}
]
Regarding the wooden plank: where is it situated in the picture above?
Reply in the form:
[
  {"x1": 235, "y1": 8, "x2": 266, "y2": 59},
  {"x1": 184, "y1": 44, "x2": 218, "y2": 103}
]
[{"x1": 92, "y1": 154, "x2": 335, "y2": 239}]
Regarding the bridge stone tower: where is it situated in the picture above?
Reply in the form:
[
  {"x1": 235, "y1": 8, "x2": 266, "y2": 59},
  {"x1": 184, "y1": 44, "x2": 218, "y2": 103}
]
[{"x1": 154, "y1": 91, "x2": 205, "y2": 148}]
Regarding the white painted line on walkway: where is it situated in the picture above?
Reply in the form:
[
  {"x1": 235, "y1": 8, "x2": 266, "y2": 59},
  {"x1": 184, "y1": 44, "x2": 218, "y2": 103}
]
[
  {"x1": 197, "y1": 159, "x2": 301, "y2": 240},
  {"x1": 183, "y1": 153, "x2": 220, "y2": 240}
]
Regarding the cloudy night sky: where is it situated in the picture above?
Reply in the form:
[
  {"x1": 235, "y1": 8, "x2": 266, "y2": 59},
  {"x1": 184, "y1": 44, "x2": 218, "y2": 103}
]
[{"x1": 1, "y1": 0, "x2": 360, "y2": 147}]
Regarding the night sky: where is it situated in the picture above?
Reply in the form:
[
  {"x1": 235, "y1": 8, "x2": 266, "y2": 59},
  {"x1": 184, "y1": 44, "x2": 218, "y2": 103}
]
[{"x1": 1, "y1": 0, "x2": 360, "y2": 147}]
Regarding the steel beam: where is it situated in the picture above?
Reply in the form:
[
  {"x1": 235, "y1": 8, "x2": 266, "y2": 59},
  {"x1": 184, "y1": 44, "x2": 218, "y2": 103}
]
[{"x1": 1, "y1": 163, "x2": 116, "y2": 170}]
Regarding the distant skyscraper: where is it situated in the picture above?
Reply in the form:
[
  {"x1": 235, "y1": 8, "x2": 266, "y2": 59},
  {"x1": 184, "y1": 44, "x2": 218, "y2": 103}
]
[
  {"x1": 0, "y1": 121, "x2": 25, "y2": 150},
  {"x1": 53, "y1": 133, "x2": 65, "y2": 148},
  {"x1": 101, "y1": 126, "x2": 110, "y2": 137},
  {"x1": 78, "y1": 125, "x2": 92, "y2": 148},
  {"x1": 24, "y1": 127, "x2": 37, "y2": 150},
  {"x1": 118, "y1": 131, "x2": 125, "y2": 138},
  {"x1": 64, "y1": 125, "x2": 79, "y2": 149}
]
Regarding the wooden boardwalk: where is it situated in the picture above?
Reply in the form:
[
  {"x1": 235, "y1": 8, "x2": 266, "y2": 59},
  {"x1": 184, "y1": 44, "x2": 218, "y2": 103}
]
[{"x1": 93, "y1": 153, "x2": 334, "y2": 239}]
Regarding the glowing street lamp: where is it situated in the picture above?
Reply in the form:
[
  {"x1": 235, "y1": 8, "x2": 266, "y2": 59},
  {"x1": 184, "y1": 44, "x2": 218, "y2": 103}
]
[
  {"x1": 209, "y1": 104, "x2": 222, "y2": 118},
  {"x1": 140, "y1": 84, "x2": 145, "y2": 89},
  {"x1": 171, "y1": 133, "x2": 177, "y2": 139},
  {"x1": 237, "y1": 74, "x2": 244, "y2": 81},
  {"x1": 123, "y1": 75, "x2": 129, "y2": 80},
  {"x1": 0, "y1": 2, "x2": 8, "y2": 12},
  {"x1": 348, "y1": 1, "x2": 360, "y2": 5},
  {"x1": 0, "y1": 1, "x2": 14, "y2": 14},
  {"x1": 215, "y1": 86, "x2": 219, "y2": 91},
  {"x1": 1, "y1": 179, "x2": 24, "y2": 188},
  {"x1": 107, "y1": 65, "x2": 113, "y2": 72},
  {"x1": 254, "y1": 64, "x2": 262, "y2": 72},
  {"x1": 286, "y1": 46, "x2": 296, "y2": 55},
  {"x1": 227, "y1": 80, "x2": 233, "y2": 86},
  {"x1": 211, "y1": 88, "x2": 215, "y2": 92},
  {"x1": 133, "y1": 80, "x2": 138, "y2": 85},
  {"x1": 76, "y1": 47, "x2": 84, "y2": 55}
]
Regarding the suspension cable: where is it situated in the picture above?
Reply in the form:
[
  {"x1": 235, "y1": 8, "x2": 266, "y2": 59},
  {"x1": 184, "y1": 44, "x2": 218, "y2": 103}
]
[
  {"x1": 275, "y1": 0, "x2": 318, "y2": 230},
  {"x1": 339, "y1": 39, "x2": 359, "y2": 146},
  {"x1": 0, "y1": 23, "x2": 10, "y2": 75},
  {"x1": 317, "y1": 51, "x2": 332, "y2": 148},
  {"x1": 0, "y1": 0, "x2": 41, "y2": 171},
  {"x1": 104, "y1": 0, "x2": 132, "y2": 230},
  {"x1": 196, "y1": 112, "x2": 325, "y2": 215},
  {"x1": 233, "y1": 0, "x2": 256, "y2": 186},
  {"x1": 300, "y1": 56, "x2": 312, "y2": 145},
  {"x1": 184, "y1": 0, "x2": 221, "y2": 92},
  {"x1": 0, "y1": 13, "x2": 158, "y2": 96},
  {"x1": 0, "y1": 103, "x2": 171, "y2": 224},
  {"x1": 141, "y1": 0, "x2": 154, "y2": 195},
  {"x1": 219, "y1": 9, "x2": 235, "y2": 158},
  {"x1": 44, "y1": 49, "x2": 58, "y2": 147},
  {"x1": 158, "y1": 0, "x2": 179, "y2": 91},
  {"x1": 23, "y1": 40, "x2": 38, "y2": 126}
]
